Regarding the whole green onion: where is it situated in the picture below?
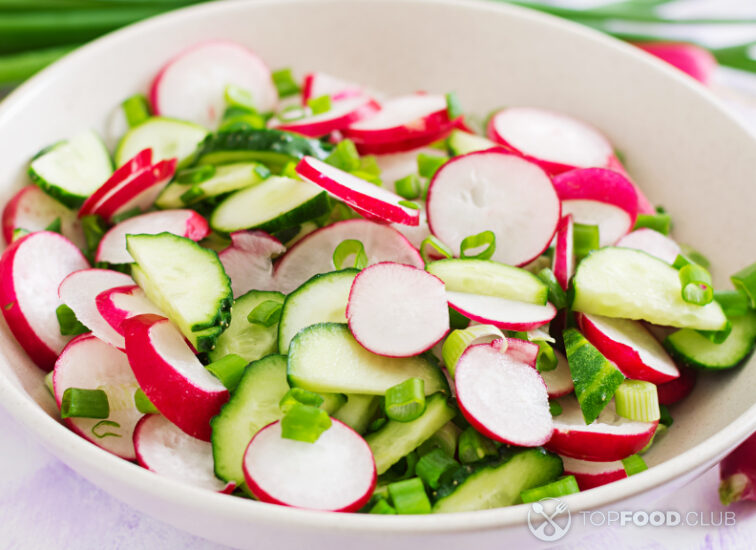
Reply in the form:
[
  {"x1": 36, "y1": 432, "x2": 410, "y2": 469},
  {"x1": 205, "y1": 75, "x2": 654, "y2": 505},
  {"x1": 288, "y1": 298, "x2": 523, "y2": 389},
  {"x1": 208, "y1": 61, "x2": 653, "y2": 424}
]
[
  {"x1": 60, "y1": 387, "x2": 109, "y2": 419},
  {"x1": 384, "y1": 378, "x2": 426, "y2": 422},
  {"x1": 280, "y1": 402, "x2": 332, "y2": 443},
  {"x1": 206, "y1": 354, "x2": 248, "y2": 392},
  {"x1": 332, "y1": 239, "x2": 368, "y2": 270}
]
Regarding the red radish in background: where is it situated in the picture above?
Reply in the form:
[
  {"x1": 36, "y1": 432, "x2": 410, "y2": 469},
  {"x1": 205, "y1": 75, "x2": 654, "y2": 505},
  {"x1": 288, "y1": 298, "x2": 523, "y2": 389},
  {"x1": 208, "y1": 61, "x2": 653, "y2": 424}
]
[
  {"x1": 296, "y1": 156, "x2": 420, "y2": 226},
  {"x1": 719, "y1": 432, "x2": 756, "y2": 505},
  {"x1": 505, "y1": 337, "x2": 540, "y2": 367},
  {"x1": 96, "y1": 285, "x2": 163, "y2": 338},
  {"x1": 634, "y1": 42, "x2": 716, "y2": 85},
  {"x1": 53, "y1": 333, "x2": 143, "y2": 459},
  {"x1": 455, "y1": 340, "x2": 553, "y2": 446},
  {"x1": 79, "y1": 149, "x2": 153, "y2": 218},
  {"x1": 96, "y1": 209, "x2": 209, "y2": 265},
  {"x1": 446, "y1": 291, "x2": 557, "y2": 332},
  {"x1": 150, "y1": 41, "x2": 277, "y2": 128},
  {"x1": 302, "y1": 72, "x2": 364, "y2": 104},
  {"x1": 553, "y1": 214, "x2": 574, "y2": 290},
  {"x1": 218, "y1": 230, "x2": 285, "y2": 297},
  {"x1": 577, "y1": 313, "x2": 680, "y2": 384},
  {"x1": 122, "y1": 314, "x2": 229, "y2": 441},
  {"x1": 616, "y1": 228, "x2": 681, "y2": 265},
  {"x1": 274, "y1": 96, "x2": 380, "y2": 137},
  {"x1": 656, "y1": 366, "x2": 697, "y2": 405},
  {"x1": 561, "y1": 455, "x2": 627, "y2": 490},
  {"x1": 243, "y1": 419, "x2": 376, "y2": 512},
  {"x1": 134, "y1": 414, "x2": 235, "y2": 493},
  {"x1": 350, "y1": 127, "x2": 458, "y2": 155},
  {"x1": 2, "y1": 186, "x2": 85, "y2": 248},
  {"x1": 542, "y1": 350, "x2": 574, "y2": 398},
  {"x1": 346, "y1": 262, "x2": 449, "y2": 357},
  {"x1": 0, "y1": 231, "x2": 88, "y2": 370},
  {"x1": 427, "y1": 150, "x2": 561, "y2": 266}
]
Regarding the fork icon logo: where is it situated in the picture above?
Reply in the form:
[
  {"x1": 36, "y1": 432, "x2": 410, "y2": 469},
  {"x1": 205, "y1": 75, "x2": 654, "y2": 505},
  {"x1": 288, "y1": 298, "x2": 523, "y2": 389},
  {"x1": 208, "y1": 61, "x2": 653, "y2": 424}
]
[{"x1": 527, "y1": 498, "x2": 572, "y2": 542}]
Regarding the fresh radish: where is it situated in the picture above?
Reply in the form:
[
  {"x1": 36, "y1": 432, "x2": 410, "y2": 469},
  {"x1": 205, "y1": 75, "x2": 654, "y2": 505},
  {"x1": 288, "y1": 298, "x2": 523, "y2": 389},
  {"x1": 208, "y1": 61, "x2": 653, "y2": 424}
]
[
  {"x1": 552, "y1": 214, "x2": 574, "y2": 290},
  {"x1": 454, "y1": 340, "x2": 553, "y2": 446},
  {"x1": 719, "y1": 432, "x2": 756, "y2": 505},
  {"x1": 553, "y1": 168, "x2": 639, "y2": 246},
  {"x1": 634, "y1": 42, "x2": 716, "y2": 85},
  {"x1": 122, "y1": 314, "x2": 229, "y2": 441},
  {"x1": 616, "y1": 228, "x2": 681, "y2": 265},
  {"x1": 96, "y1": 285, "x2": 164, "y2": 338},
  {"x1": 274, "y1": 96, "x2": 380, "y2": 137},
  {"x1": 0, "y1": 231, "x2": 89, "y2": 370},
  {"x1": 218, "y1": 230, "x2": 285, "y2": 297},
  {"x1": 243, "y1": 419, "x2": 376, "y2": 512},
  {"x1": 505, "y1": 337, "x2": 540, "y2": 367},
  {"x1": 446, "y1": 291, "x2": 557, "y2": 331},
  {"x1": 546, "y1": 396, "x2": 658, "y2": 462},
  {"x1": 2, "y1": 186, "x2": 85, "y2": 249},
  {"x1": 296, "y1": 156, "x2": 420, "y2": 226},
  {"x1": 426, "y1": 150, "x2": 561, "y2": 266},
  {"x1": 302, "y1": 72, "x2": 364, "y2": 104},
  {"x1": 53, "y1": 333, "x2": 143, "y2": 459},
  {"x1": 96, "y1": 209, "x2": 209, "y2": 265},
  {"x1": 561, "y1": 455, "x2": 627, "y2": 490},
  {"x1": 656, "y1": 365, "x2": 697, "y2": 405},
  {"x1": 150, "y1": 41, "x2": 277, "y2": 128},
  {"x1": 346, "y1": 262, "x2": 449, "y2": 357},
  {"x1": 79, "y1": 148, "x2": 153, "y2": 218},
  {"x1": 542, "y1": 350, "x2": 574, "y2": 398},
  {"x1": 274, "y1": 219, "x2": 423, "y2": 293},
  {"x1": 58, "y1": 268, "x2": 134, "y2": 349},
  {"x1": 134, "y1": 414, "x2": 235, "y2": 493},
  {"x1": 350, "y1": 128, "x2": 457, "y2": 155}
]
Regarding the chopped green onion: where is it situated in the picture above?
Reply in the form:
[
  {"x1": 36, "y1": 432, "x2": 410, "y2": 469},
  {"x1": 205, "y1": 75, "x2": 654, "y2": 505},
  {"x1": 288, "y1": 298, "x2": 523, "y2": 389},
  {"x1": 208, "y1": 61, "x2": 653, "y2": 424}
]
[
  {"x1": 44, "y1": 371, "x2": 54, "y2": 397},
  {"x1": 445, "y1": 91, "x2": 463, "y2": 120},
  {"x1": 459, "y1": 230, "x2": 496, "y2": 260},
  {"x1": 458, "y1": 426, "x2": 498, "y2": 464},
  {"x1": 677, "y1": 259, "x2": 713, "y2": 305},
  {"x1": 307, "y1": 94, "x2": 331, "y2": 115},
  {"x1": 253, "y1": 164, "x2": 272, "y2": 180},
  {"x1": 416, "y1": 448, "x2": 459, "y2": 490},
  {"x1": 659, "y1": 404, "x2": 674, "y2": 427},
  {"x1": 332, "y1": 239, "x2": 368, "y2": 270},
  {"x1": 386, "y1": 450, "x2": 419, "y2": 482},
  {"x1": 218, "y1": 112, "x2": 266, "y2": 132},
  {"x1": 224, "y1": 84, "x2": 256, "y2": 111},
  {"x1": 442, "y1": 324, "x2": 505, "y2": 377},
  {"x1": 614, "y1": 380, "x2": 660, "y2": 422},
  {"x1": 121, "y1": 94, "x2": 151, "y2": 128},
  {"x1": 206, "y1": 354, "x2": 248, "y2": 392},
  {"x1": 280, "y1": 402, "x2": 332, "y2": 443},
  {"x1": 520, "y1": 475, "x2": 580, "y2": 503},
  {"x1": 369, "y1": 497, "x2": 397, "y2": 514},
  {"x1": 91, "y1": 420, "x2": 121, "y2": 439},
  {"x1": 549, "y1": 400, "x2": 563, "y2": 416},
  {"x1": 394, "y1": 174, "x2": 422, "y2": 200},
  {"x1": 60, "y1": 387, "x2": 109, "y2": 419},
  {"x1": 356, "y1": 155, "x2": 382, "y2": 185},
  {"x1": 535, "y1": 340, "x2": 558, "y2": 372},
  {"x1": 417, "y1": 153, "x2": 447, "y2": 179},
  {"x1": 573, "y1": 223, "x2": 600, "y2": 260},
  {"x1": 110, "y1": 206, "x2": 142, "y2": 225},
  {"x1": 634, "y1": 212, "x2": 672, "y2": 235},
  {"x1": 419, "y1": 235, "x2": 453, "y2": 264},
  {"x1": 11, "y1": 227, "x2": 29, "y2": 242},
  {"x1": 281, "y1": 161, "x2": 300, "y2": 180},
  {"x1": 277, "y1": 104, "x2": 307, "y2": 123},
  {"x1": 133, "y1": 388, "x2": 159, "y2": 415},
  {"x1": 417, "y1": 422, "x2": 461, "y2": 458},
  {"x1": 368, "y1": 417, "x2": 387, "y2": 433},
  {"x1": 176, "y1": 164, "x2": 215, "y2": 185},
  {"x1": 279, "y1": 388, "x2": 324, "y2": 413},
  {"x1": 622, "y1": 454, "x2": 648, "y2": 476},
  {"x1": 640, "y1": 423, "x2": 667, "y2": 454},
  {"x1": 56, "y1": 304, "x2": 88, "y2": 336},
  {"x1": 80, "y1": 214, "x2": 107, "y2": 264},
  {"x1": 697, "y1": 320, "x2": 732, "y2": 344},
  {"x1": 680, "y1": 245, "x2": 710, "y2": 269},
  {"x1": 387, "y1": 478, "x2": 431, "y2": 514},
  {"x1": 536, "y1": 267, "x2": 568, "y2": 309},
  {"x1": 44, "y1": 217, "x2": 62, "y2": 234},
  {"x1": 272, "y1": 67, "x2": 301, "y2": 98},
  {"x1": 246, "y1": 300, "x2": 283, "y2": 327},
  {"x1": 179, "y1": 186, "x2": 205, "y2": 205},
  {"x1": 325, "y1": 139, "x2": 360, "y2": 172},
  {"x1": 731, "y1": 261, "x2": 756, "y2": 308},
  {"x1": 448, "y1": 307, "x2": 470, "y2": 330},
  {"x1": 384, "y1": 378, "x2": 426, "y2": 422},
  {"x1": 714, "y1": 290, "x2": 751, "y2": 317},
  {"x1": 398, "y1": 200, "x2": 420, "y2": 210}
]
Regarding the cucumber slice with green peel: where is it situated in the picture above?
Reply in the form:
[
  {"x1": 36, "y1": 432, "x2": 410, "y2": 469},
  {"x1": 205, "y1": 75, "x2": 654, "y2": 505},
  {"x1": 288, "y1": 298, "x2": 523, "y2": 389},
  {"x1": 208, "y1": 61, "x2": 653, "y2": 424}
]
[
  {"x1": 115, "y1": 117, "x2": 208, "y2": 168},
  {"x1": 127, "y1": 233, "x2": 232, "y2": 352},
  {"x1": 278, "y1": 269, "x2": 358, "y2": 354},
  {"x1": 287, "y1": 323, "x2": 449, "y2": 395},
  {"x1": 447, "y1": 130, "x2": 498, "y2": 156},
  {"x1": 210, "y1": 176, "x2": 330, "y2": 234},
  {"x1": 664, "y1": 312, "x2": 756, "y2": 370},
  {"x1": 332, "y1": 394, "x2": 380, "y2": 434},
  {"x1": 432, "y1": 447, "x2": 563, "y2": 513},
  {"x1": 28, "y1": 130, "x2": 113, "y2": 208},
  {"x1": 572, "y1": 247, "x2": 728, "y2": 331},
  {"x1": 365, "y1": 393, "x2": 456, "y2": 474},
  {"x1": 321, "y1": 392, "x2": 347, "y2": 414},
  {"x1": 426, "y1": 258, "x2": 548, "y2": 305},
  {"x1": 207, "y1": 290, "x2": 284, "y2": 363},
  {"x1": 155, "y1": 162, "x2": 267, "y2": 209}
]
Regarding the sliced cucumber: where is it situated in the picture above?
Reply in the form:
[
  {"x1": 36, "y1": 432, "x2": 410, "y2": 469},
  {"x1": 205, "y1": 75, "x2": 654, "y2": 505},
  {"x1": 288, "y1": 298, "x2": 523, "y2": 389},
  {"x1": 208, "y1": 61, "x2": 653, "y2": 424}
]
[
  {"x1": 365, "y1": 393, "x2": 456, "y2": 474},
  {"x1": 664, "y1": 311, "x2": 756, "y2": 369},
  {"x1": 572, "y1": 247, "x2": 727, "y2": 331},
  {"x1": 128, "y1": 233, "x2": 232, "y2": 352},
  {"x1": 426, "y1": 258, "x2": 548, "y2": 305},
  {"x1": 278, "y1": 269, "x2": 358, "y2": 354},
  {"x1": 210, "y1": 176, "x2": 330, "y2": 234},
  {"x1": 332, "y1": 394, "x2": 380, "y2": 434},
  {"x1": 156, "y1": 162, "x2": 267, "y2": 209},
  {"x1": 447, "y1": 129, "x2": 498, "y2": 156},
  {"x1": 321, "y1": 392, "x2": 347, "y2": 413},
  {"x1": 115, "y1": 117, "x2": 208, "y2": 168},
  {"x1": 432, "y1": 447, "x2": 562, "y2": 513},
  {"x1": 287, "y1": 323, "x2": 449, "y2": 395},
  {"x1": 28, "y1": 130, "x2": 113, "y2": 208}
]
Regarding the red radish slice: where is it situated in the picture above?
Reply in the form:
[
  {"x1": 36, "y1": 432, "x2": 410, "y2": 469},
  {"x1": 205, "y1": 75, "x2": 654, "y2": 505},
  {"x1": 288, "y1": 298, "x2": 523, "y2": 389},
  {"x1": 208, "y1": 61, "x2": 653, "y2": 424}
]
[
  {"x1": 275, "y1": 96, "x2": 380, "y2": 137},
  {"x1": 0, "y1": 232, "x2": 89, "y2": 370},
  {"x1": 2, "y1": 186, "x2": 85, "y2": 248},
  {"x1": 302, "y1": 72, "x2": 364, "y2": 104},
  {"x1": 150, "y1": 41, "x2": 277, "y2": 128},
  {"x1": 634, "y1": 42, "x2": 716, "y2": 84},
  {"x1": 243, "y1": 419, "x2": 376, "y2": 512},
  {"x1": 96, "y1": 210, "x2": 209, "y2": 265},
  {"x1": 427, "y1": 150, "x2": 561, "y2": 266},
  {"x1": 553, "y1": 214, "x2": 574, "y2": 290},
  {"x1": 79, "y1": 149, "x2": 152, "y2": 218},
  {"x1": 346, "y1": 262, "x2": 449, "y2": 357},
  {"x1": 96, "y1": 285, "x2": 164, "y2": 338},
  {"x1": 616, "y1": 228, "x2": 681, "y2": 265},
  {"x1": 53, "y1": 334, "x2": 142, "y2": 459},
  {"x1": 546, "y1": 397, "x2": 657, "y2": 462},
  {"x1": 447, "y1": 291, "x2": 557, "y2": 331},
  {"x1": 560, "y1": 455, "x2": 627, "y2": 490},
  {"x1": 505, "y1": 337, "x2": 539, "y2": 367},
  {"x1": 219, "y1": 230, "x2": 285, "y2": 297},
  {"x1": 656, "y1": 366, "x2": 697, "y2": 405},
  {"x1": 134, "y1": 414, "x2": 235, "y2": 493},
  {"x1": 59, "y1": 269, "x2": 134, "y2": 349},
  {"x1": 374, "y1": 147, "x2": 446, "y2": 194},
  {"x1": 122, "y1": 314, "x2": 229, "y2": 441},
  {"x1": 455, "y1": 340, "x2": 552, "y2": 446},
  {"x1": 352, "y1": 127, "x2": 456, "y2": 155},
  {"x1": 553, "y1": 168, "x2": 639, "y2": 246},
  {"x1": 577, "y1": 313, "x2": 679, "y2": 384},
  {"x1": 542, "y1": 350, "x2": 574, "y2": 398},
  {"x1": 296, "y1": 156, "x2": 420, "y2": 226}
]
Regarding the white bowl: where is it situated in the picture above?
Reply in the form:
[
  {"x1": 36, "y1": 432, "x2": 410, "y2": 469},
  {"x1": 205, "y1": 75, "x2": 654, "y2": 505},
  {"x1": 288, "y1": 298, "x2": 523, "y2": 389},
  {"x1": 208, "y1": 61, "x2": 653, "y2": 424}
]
[{"x1": 0, "y1": 0, "x2": 754, "y2": 548}]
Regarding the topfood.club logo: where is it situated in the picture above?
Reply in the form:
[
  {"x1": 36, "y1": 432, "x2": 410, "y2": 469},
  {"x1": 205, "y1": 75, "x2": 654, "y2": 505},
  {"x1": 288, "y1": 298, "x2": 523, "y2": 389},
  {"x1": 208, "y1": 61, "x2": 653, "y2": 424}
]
[{"x1": 527, "y1": 497, "x2": 572, "y2": 542}]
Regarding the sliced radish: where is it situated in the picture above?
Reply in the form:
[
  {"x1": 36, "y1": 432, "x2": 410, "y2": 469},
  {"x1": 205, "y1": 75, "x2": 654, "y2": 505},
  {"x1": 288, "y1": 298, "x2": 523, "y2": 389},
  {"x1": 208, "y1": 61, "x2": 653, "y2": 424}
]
[
  {"x1": 59, "y1": 268, "x2": 134, "y2": 349},
  {"x1": 346, "y1": 262, "x2": 449, "y2": 357},
  {"x1": 616, "y1": 228, "x2": 681, "y2": 265},
  {"x1": 552, "y1": 214, "x2": 574, "y2": 290},
  {"x1": 553, "y1": 168, "x2": 639, "y2": 246},
  {"x1": 504, "y1": 337, "x2": 539, "y2": 367},
  {"x1": 296, "y1": 156, "x2": 420, "y2": 226},
  {"x1": 656, "y1": 366, "x2": 697, "y2": 405},
  {"x1": 2, "y1": 186, "x2": 85, "y2": 249},
  {"x1": 53, "y1": 333, "x2": 142, "y2": 459},
  {"x1": 96, "y1": 285, "x2": 164, "y2": 338},
  {"x1": 274, "y1": 96, "x2": 380, "y2": 137},
  {"x1": 122, "y1": 314, "x2": 229, "y2": 441},
  {"x1": 374, "y1": 147, "x2": 446, "y2": 194},
  {"x1": 546, "y1": 396, "x2": 657, "y2": 461},
  {"x1": 243, "y1": 419, "x2": 376, "y2": 512},
  {"x1": 274, "y1": 219, "x2": 423, "y2": 293},
  {"x1": 447, "y1": 291, "x2": 557, "y2": 331},
  {"x1": 351, "y1": 128, "x2": 456, "y2": 155},
  {"x1": 150, "y1": 41, "x2": 277, "y2": 128},
  {"x1": 0, "y1": 232, "x2": 89, "y2": 370},
  {"x1": 634, "y1": 42, "x2": 716, "y2": 85},
  {"x1": 426, "y1": 150, "x2": 560, "y2": 266},
  {"x1": 96, "y1": 209, "x2": 209, "y2": 265},
  {"x1": 454, "y1": 340, "x2": 552, "y2": 446},
  {"x1": 79, "y1": 148, "x2": 153, "y2": 218},
  {"x1": 302, "y1": 72, "x2": 364, "y2": 104},
  {"x1": 392, "y1": 207, "x2": 430, "y2": 250},
  {"x1": 560, "y1": 455, "x2": 627, "y2": 490},
  {"x1": 577, "y1": 313, "x2": 680, "y2": 384},
  {"x1": 219, "y1": 230, "x2": 285, "y2": 297},
  {"x1": 134, "y1": 414, "x2": 235, "y2": 493},
  {"x1": 542, "y1": 350, "x2": 574, "y2": 398}
]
